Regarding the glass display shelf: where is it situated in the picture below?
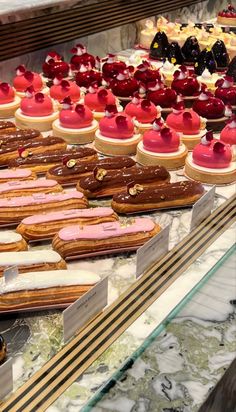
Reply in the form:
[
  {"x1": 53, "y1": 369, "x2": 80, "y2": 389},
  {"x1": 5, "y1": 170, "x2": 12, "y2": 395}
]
[{"x1": 82, "y1": 244, "x2": 236, "y2": 412}]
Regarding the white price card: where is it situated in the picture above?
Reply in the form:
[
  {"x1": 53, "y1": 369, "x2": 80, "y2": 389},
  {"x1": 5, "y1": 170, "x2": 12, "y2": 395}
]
[
  {"x1": 4, "y1": 265, "x2": 18, "y2": 284},
  {"x1": 63, "y1": 276, "x2": 108, "y2": 343},
  {"x1": 136, "y1": 225, "x2": 170, "y2": 278},
  {"x1": 191, "y1": 186, "x2": 215, "y2": 231},
  {"x1": 0, "y1": 358, "x2": 13, "y2": 400}
]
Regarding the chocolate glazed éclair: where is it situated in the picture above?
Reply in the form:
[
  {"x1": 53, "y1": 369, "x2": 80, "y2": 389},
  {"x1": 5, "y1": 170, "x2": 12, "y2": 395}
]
[
  {"x1": 0, "y1": 121, "x2": 16, "y2": 133},
  {"x1": 112, "y1": 181, "x2": 205, "y2": 213},
  {"x1": 46, "y1": 156, "x2": 136, "y2": 184},
  {"x1": 0, "y1": 129, "x2": 41, "y2": 144},
  {"x1": 77, "y1": 166, "x2": 170, "y2": 198}
]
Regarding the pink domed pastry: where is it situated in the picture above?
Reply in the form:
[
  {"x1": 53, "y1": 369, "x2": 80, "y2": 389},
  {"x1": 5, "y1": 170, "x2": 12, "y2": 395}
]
[
  {"x1": 220, "y1": 115, "x2": 236, "y2": 147},
  {"x1": 192, "y1": 90, "x2": 225, "y2": 119},
  {"x1": 59, "y1": 99, "x2": 93, "y2": 129},
  {"x1": 42, "y1": 52, "x2": 69, "y2": 79},
  {"x1": 134, "y1": 61, "x2": 162, "y2": 84},
  {"x1": 0, "y1": 82, "x2": 15, "y2": 104},
  {"x1": 102, "y1": 54, "x2": 127, "y2": 80},
  {"x1": 215, "y1": 76, "x2": 236, "y2": 107},
  {"x1": 110, "y1": 69, "x2": 139, "y2": 98},
  {"x1": 50, "y1": 77, "x2": 80, "y2": 102},
  {"x1": 75, "y1": 65, "x2": 102, "y2": 88},
  {"x1": 99, "y1": 106, "x2": 134, "y2": 139},
  {"x1": 84, "y1": 83, "x2": 116, "y2": 112},
  {"x1": 143, "y1": 121, "x2": 180, "y2": 153},
  {"x1": 125, "y1": 94, "x2": 157, "y2": 123},
  {"x1": 171, "y1": 65, "x2": 200, "y2": 96},
  {"x1": 13, "y1": 65, "x2": 43, "y2": 92},
  {"x1": 70, "y1": 44, "x2": 96, "y2": 70},
  {"x1": 146, "y1": 80, "x2": 177, "y2": 109},
  {"x1": 20, "y1": 87, "x2": 53, "y2": 117},
  {"x1": 192, "y1": 131, "x2": 232, "y2": 168},
  {"x1": 166, "y1": 101, "x2": 201, "y2": 135}
]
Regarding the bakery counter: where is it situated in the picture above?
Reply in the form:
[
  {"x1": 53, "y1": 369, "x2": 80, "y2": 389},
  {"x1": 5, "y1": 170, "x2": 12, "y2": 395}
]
[{"x1": 0, "y1": 174, "x2": 235, "y2": 410}]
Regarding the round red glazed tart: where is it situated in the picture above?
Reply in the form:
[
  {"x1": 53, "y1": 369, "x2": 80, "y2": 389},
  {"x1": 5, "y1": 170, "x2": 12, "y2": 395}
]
[
  {"x1": 102, "y1": 54, "x2": 127, "y2": 80},
  {"x1": 146, "y1": 79, "x2": 177, "y2": 118},
  {"x1": 70, "y1": 44, "x2": 96, "y2": 70},
  {"x1": 94, "y1": 105, "x2": 141, "y2": 155},
  {"x1": 42, "y1": 51, "x2": 69, "y2": 80},
  {"x1": 15, "y1": 87, "x2": 58, "y2": 131},
  {"x1": 192, "y1": 89, "x2": 230, "y2": 131},
  {"x1": 52, "y1": 98, "x2": 98, "y2": 144},
  {"x1": 134, "y1": 61, "x2": 162, "y2": 85},
  {"x1": 220, "y1": 115, "x2": 236, "y2": 160},
  {"x1": 136, "y1": 118, "x2": 188, "y2": 169},
  {"x1": 171, "y1": 65, "x2": 200, "y2": 107},
  {"x1": 125, "y1": 94, "x2": 159, "y2": 134},
  {"x1": 166, "y1": 100, "x2": 207, "y2": 150},
  {"x1": 75, "y1": 64, "x2": 102, "y2": 89},
  {"x1": 83, "y1": 83, "x2": 121, "y2": 120},
  {"x1": 0, "y1": 82, "x2": 20, "y2": 118},
  {"x1": 185, "y1": 131, "x2": 235, "y2": 184},
  {"x1": 49, "y1": 77, "x2": 80, "y2": 104},
  {"x1": 215, "y1": 76, "x2": 236, "y2": 109},
  {"x1": 217, "y1": 4, "x2": 236, "y2": 26},
  {"x1": 110, "y1": 69, "x2": 139, "y2": 101},
  {"x1": 13, "y1": 65, "x2": 46, "y2": 97}
]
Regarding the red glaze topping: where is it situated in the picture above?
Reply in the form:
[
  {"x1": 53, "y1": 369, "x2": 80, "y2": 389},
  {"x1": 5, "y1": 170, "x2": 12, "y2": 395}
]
[
  {"x1": 110, "y1": 70, "x2": 139, "y2": 97},
  {"x1": 146, "y1": 80, "x2": 177, "y2": 108},
  {"x1": 0, "y1": 82, "x2": 15, "y2": 104},
  {"x1": 134, "y1": 61, "x2": 161, "y2": 84},
  {"x1": 99, "y1": 110, "x2": 134, "y2": 139},
  {"x1": 75, "y1": 65, "x2": 102, "y2": 88},
  {"x1": 84, "y1": 85, "x2": 116, "y2": 112},
  {"x1": 102, "y1": 54, "x2": 127, "y2": 79},
  {"x1": 220, "y1": 116, "x2": 236, "y2": 146},
  {"x1": 124, "y1": 95, "x2": 158, "y2": 123},
  {"x1": 20, "y1": 89, "x2": 53, "y2": 116},
  {"x1": 166, "y1": 107, "x2": 201, "y2": 135},
  {"x1": 193, "y1": 132, "x2": 232, "y2": 168},
  {"x1": 143, "y1": 123, "x2": 180, "y2": 153},
  {"x1": 192, "y1": 91, "x2": 225, "y2": 119},
  {"x1": 70, "y1": 44, "x2": 95, "y2": 70},
  {"x1": 13, "y1": 65, "x2": 43, "y2": 92},
  {"x1": 42, "y1": 52, "x2": 69, "y2": 79},
  {"x1": 171, "y1": 66, "x2": 200, "y2": 96},
  {"x1": 59, "y1": 101, "x2": 93, "y2": 129},
  {"x1": 50, "y1": 78, "x2": 80, "y2": 102},
  {"x1": 215, "y1": 76, "x2": 236, "y2": 106}
]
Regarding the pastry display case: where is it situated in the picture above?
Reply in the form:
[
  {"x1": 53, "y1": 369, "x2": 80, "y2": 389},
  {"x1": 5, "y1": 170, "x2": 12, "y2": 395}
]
[{"x1": 0, "y1": 0, "x2": 235, "y2": 411}]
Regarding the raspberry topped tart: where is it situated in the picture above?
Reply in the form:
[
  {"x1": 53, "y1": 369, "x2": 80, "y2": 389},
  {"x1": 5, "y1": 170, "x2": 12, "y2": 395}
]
[
  {"x1": 84, "y1": 83, "x2": 121, "y2": 120},
  {"x1": 220, "y1": 115, "x2": 236, "y2": 160},
  {"x1": 94, "y1": 105, "x2": 141, "y2": 155},
  {"x1": 166, "y1": 100, "x2": 207, "y2": 150},
  {"x1": 146, "y1": 79, "x2": 177, "y2": 118},
  {"x1": 136, "y1": 118, "x2": 188, "y2": 169},
  {"x1": 124, "y1": 94, "x2": 158, "y2": 134},
  {"x1": 215, "y1": 75, "x2": 236, "y2": 109},
  {"x1": 217, "y1": 4, "x2": 236, "y2": 27},
  {"x1": 13, "y1": 65, "x2": 46, "y2": 97},
  {"x1": 49, "y1": 76, "x2": 80, "y2": 104},
  {"x1": 52, "y1": 98, "x2": 98, "y2": 144},
  {"x1": 185, "y1": 131, "x2": 236, "y2": 184},
  {"x1": 171, "y1": 65, "x2": 200, "y2": 107},
  {"x1": 42, "y1": 51, "x2": 69, "y2": 80},
  {"x1": 70, "y1": 44, "x2": 96, "y2": 70},
  {"x1": 15, "y1": 87, "x2": 58, "y2": 131},
  {"x1": 0, "y1": 82, "x2": 20, "y2": 118}
]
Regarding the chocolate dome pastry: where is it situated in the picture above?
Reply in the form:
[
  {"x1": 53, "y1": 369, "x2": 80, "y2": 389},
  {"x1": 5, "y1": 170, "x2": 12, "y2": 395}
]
[
  {"x1": 0, "y1": 335, "x2": 7, "y2": 364},
  {"x1": 182, "y1": 36, "x2": 201, "y2": 65},
  {"x1": 194, "y1": 48, "x2": 217, "y2": 75},
  {"x1": 149, "y1": 31, "x2": 169, "y2": 60},
  {"x1": 212, "y1": 40, "x2": 230, "y2": 72},
  {"x1": 167, "y1": 42, "x2": 184, "y2": 64}
]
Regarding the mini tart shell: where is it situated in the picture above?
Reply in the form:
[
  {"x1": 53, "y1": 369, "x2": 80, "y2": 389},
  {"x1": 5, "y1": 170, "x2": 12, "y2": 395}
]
[
  {"x1": 0, "y1": 237, "x2": 28, "y2": 252},
  {"x1": 0, "y1": 96, "x2": 21, "y2": 118},
  {"x1": 184, "y1": 153, "x2": 236, "y2": 185},
  {"x1": 15, "y1": 109, "x2": 59, "y2": 132},
  {"x1": 94, "y1": 130, "x2": 141, "y2": 156},
  {"x1": 180, "y1": 129, "x2": 207, "y2": 151},
  {"x1": 52, "y1": 119, "x2": 98, "y2": 144},
  {"x1": 136, "y1": 141, "x2": 188, "y2": 170},
  {"x1": 217, "y1": 16, "x2": 236, "y2": 26}
]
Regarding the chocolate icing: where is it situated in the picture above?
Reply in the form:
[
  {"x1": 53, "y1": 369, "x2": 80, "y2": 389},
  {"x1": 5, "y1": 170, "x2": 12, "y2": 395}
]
[
  {"x1": 0, "y1": 136, "x2": 65, "y2": 155},
  {"x1": 0, "y1": 129, "x2": 41, "y2": 144},
  {"x1": 49, "y1": 156, "x2": 136, "y2": 177},
  {"x1": 113, "y1": 181, "x2": 204, "y2": 204},
  {"x1": 9, "y1": 147, "x2": 96, "y2": 167},
  {"x1": 0, "y1": 121, "x2": 15, "y2": 131},
  {"x1": 79, "y1": 166, "x2": 170, "y2": 192}
]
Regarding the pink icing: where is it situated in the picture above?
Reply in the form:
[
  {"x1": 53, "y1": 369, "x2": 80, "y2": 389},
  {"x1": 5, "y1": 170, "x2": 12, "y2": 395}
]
[
  {"x1": 125, "y1": 99, "x2": 157, "y2": 124},
  {"x1": 220, "y1": 119, "x2": 236, "y2": 146},
  {"x1": 84, "y1": 88, "x2": 116, "y2": 112},
  {"x1": 0, "y1": 179, "x2": 57, "y2": 193},
  {"x1": 0, "y1": 82, "x2": 15, "y2": 104},
  {"x1": 50, "y1": 80, "x2": 80, "y2": 102},
  {"x1": 0, "y1": 190, "x2": 84, "y2": 207},
  {"x1": 58, "y1": 218, "x2": 155, "y2": 241},
  {"x1": 143, "y1": 127, "x2": 180, "y2": 153},
  {"x1": 166, "y1": 109, "x2": 201, "y2": 135},
  {"x1": 0, "y1": 169, "x2": 32, "y2": 179},
  {"x1": 193, "y1": 139, "x2": 232, "y2": 168},
  {"x1": 59, "y1": 104, "x2": 93, "y2": 129},
  {"x1": 13, "y1": 72, "x2": 43, "y2": 92},
  {"x1": 99, "y1": 112, "x2": 134, "y2": 139},
  {"x1": 22, "y1": 207, "x2": 114, "y2": 224},
  {"x1": 20, "y1": 93, "x2": 53, "y2": 116}
]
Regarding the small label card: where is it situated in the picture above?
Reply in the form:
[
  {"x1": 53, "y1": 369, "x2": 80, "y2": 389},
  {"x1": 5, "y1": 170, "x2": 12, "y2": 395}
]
[
  {"x1": 191, "y1": 186, "x2": 215, "y2": 231},
  {"x1": 136, "y1": 225, "x2": 170, "y2": 278},
  {"x1": 0, "y1": 358, "x2": 13, "y2": 400},
  {"x1": 63, "y1": 277, "x2": 108, "y2": 343},
  {"x1": 4, "y1": 265, "x2": 18, "y2": 284}
]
